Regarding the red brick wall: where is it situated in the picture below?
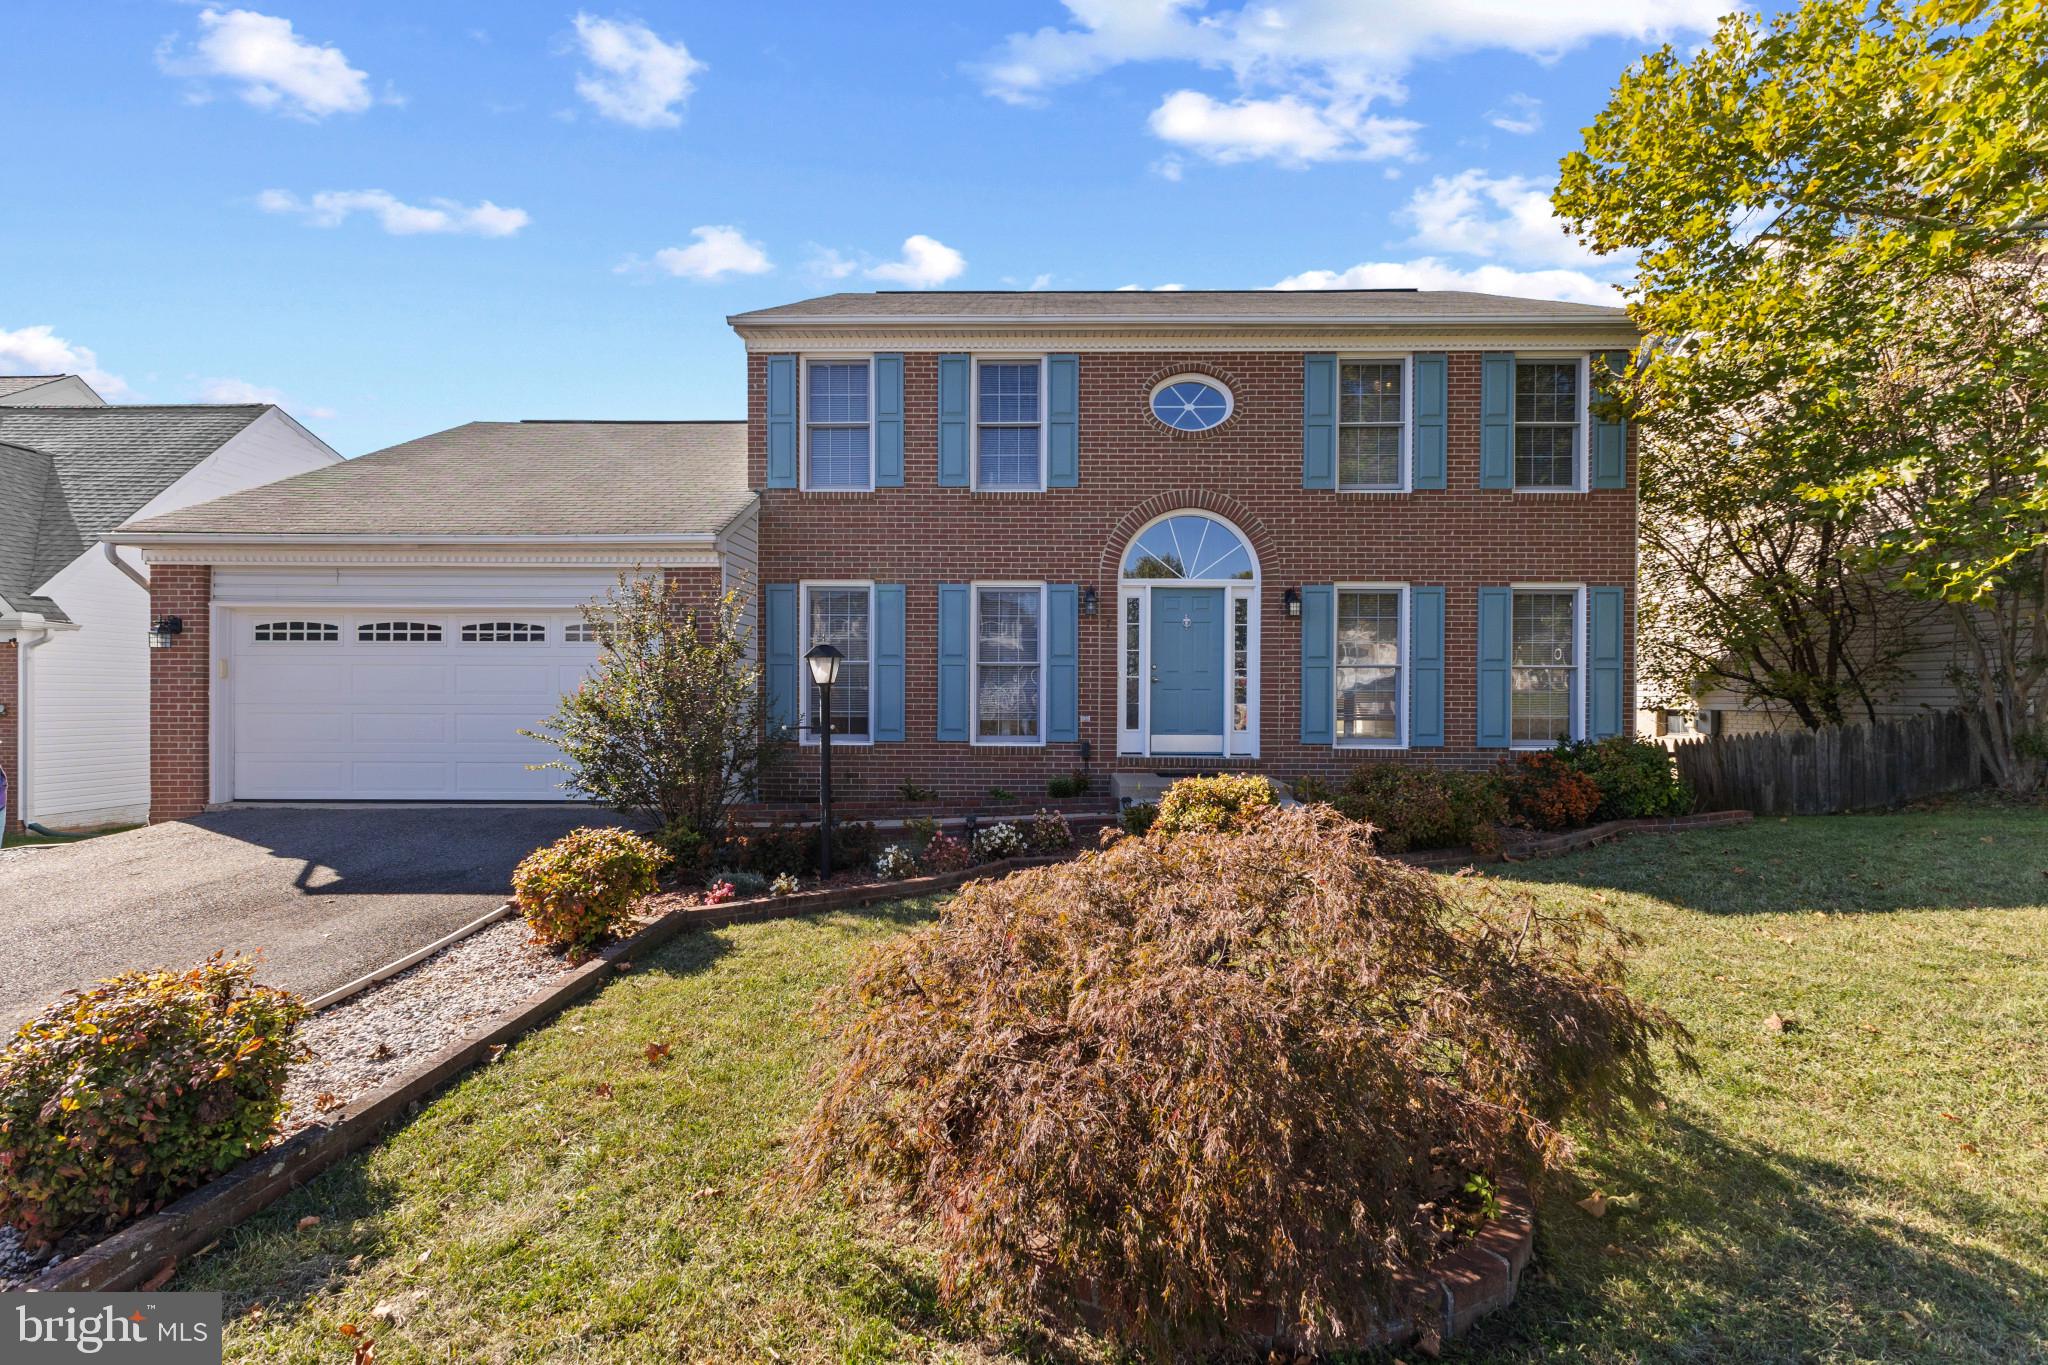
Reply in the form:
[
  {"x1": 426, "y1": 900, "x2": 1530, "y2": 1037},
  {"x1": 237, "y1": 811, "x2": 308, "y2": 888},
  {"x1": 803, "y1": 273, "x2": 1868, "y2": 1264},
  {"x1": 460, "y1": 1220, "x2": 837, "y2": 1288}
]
[
  {"x1": 748, "y1": 350, "x2": 1636, "y2": 804},
  {"x1": 149, "y1": 565, "x2": 211, "y2": 823},
  {"x1": 0, "y1": 641, "x2": 18, "y2": 832}
]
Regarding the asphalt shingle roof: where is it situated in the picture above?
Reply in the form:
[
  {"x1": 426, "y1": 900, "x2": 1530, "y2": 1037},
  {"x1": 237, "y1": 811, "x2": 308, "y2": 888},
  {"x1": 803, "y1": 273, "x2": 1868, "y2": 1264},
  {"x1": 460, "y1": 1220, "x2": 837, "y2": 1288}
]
[
  {"x1": 730, "y1": 289, "x2": 1632, "y2": 325},
  {"x1": 120, "y1": 420, "x2": 752, "y2": 539},
  {"x1": 0, "y1": 405, "x2": 270, "y2": 623},
  {"x1": 0, "y1": 375, "x2": 67, "y2": 397}
]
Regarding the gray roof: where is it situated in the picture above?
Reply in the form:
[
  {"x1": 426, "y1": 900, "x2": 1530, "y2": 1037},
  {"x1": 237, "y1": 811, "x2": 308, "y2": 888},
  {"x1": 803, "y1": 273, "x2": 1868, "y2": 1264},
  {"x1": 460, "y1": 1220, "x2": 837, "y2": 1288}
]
[
  {"x1": 119, "y1": 421, "x2": 752, "y2": 540},
  {"x1": 0, "y1": 376, "x2": 65, "y2": 397},
  {"x1": 0, "y1": 406, "x2": 270, "y2": 623},
  {"x1": 731, "y1": 289, "x2": 1632, "y2": 326}
]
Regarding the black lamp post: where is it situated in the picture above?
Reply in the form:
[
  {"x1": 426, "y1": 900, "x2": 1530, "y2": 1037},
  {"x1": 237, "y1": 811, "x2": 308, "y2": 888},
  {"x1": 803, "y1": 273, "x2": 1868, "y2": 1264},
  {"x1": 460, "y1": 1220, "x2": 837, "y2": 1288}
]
[{"x1": 805, "y1": 643, "x2": 844, "y2": 878}]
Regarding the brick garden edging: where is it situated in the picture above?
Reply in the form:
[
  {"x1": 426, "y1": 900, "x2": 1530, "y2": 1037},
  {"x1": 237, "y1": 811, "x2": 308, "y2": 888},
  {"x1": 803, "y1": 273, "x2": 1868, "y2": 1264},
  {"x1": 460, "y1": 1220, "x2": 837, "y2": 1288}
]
[
  {"x1": 1397, "y1": 808, "x2": 1754, "y2": 870},
  {"x1": 25, "y1": 853, "x2": 1071, "y2": 1294}
]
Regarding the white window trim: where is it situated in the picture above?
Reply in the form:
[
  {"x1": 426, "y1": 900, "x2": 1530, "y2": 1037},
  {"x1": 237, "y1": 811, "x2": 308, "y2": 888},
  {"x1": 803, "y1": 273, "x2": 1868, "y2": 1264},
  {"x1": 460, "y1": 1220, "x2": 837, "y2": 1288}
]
[
  {"x1": 1148, "y1": 373, "x2": 1235, "y2": 433},
  {"x1": 969, "y1": 355, "x2": 1048, "y2": 493},
  {"x1": 1507, "y1": 582, "x2": 1587, "y2": 747},
  {"x1": 797, "y1": 580, "x2": 875, "y2": 746},
  {"x1": 1336, "y1": 354, "x2": 1412, "y2": 495},
  {"x1": 1511, "y1": 354, "x2": 1590, "y2": 495},
  {"x1": 1331, "y1": 582, "x2": 1410, "y2": 750},
  {"x1": 969, "y1": 580, "x2": 1049, "y2": 747},
  {"x1": 799, "y1": 355, "x2": 876, "y2": 493}
]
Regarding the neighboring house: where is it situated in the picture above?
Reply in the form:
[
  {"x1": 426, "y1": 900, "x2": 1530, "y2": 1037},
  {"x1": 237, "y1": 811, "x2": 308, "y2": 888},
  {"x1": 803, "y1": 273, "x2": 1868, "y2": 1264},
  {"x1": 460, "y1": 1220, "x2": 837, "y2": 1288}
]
[
  {"x1": 113, "y1": 288, "x2": 1638, "y2": 822},
  {"x1": 0, "y1": 397, "x2": 340, "y2": 831},
  {"x1": 0, "y1": 374, "x2": 107, "y2": 408}
]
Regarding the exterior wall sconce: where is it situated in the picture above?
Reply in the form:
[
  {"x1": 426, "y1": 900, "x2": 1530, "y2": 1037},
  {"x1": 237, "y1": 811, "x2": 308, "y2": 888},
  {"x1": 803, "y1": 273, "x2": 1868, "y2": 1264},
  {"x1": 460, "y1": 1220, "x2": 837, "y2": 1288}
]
[
  {"x1": 1283, "y1": 589, "x2": 1301, "y2": 619},
  {"x1": 1081, "y1": 587, "x2": 1098, "y2": 616},
  {"x1": 148, "y1": 616, "x2": 184, "y2": 649}
]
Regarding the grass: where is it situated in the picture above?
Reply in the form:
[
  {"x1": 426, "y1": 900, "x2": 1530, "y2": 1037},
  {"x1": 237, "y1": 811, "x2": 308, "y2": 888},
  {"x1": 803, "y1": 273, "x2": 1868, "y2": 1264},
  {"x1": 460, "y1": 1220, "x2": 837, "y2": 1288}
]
[
  {"x1": 181, "y1": 808, "x2": 2048, "y2": 1362},
  {"x1": 1, "y1": 822, "x2": 139, "y2": 848}
]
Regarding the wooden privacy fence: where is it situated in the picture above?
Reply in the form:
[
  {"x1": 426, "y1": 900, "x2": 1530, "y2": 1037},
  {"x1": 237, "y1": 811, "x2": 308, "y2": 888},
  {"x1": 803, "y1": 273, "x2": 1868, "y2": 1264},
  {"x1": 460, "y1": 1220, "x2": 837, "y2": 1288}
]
[{"x1": 1671, "y1": 710, "x2": 1983, "y2": 815}]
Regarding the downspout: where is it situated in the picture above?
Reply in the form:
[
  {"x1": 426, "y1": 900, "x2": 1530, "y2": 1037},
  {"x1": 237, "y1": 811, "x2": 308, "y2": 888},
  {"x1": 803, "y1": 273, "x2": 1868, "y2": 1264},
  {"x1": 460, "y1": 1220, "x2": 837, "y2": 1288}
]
[{"x1": 103, "y1": 539, "x2": 151, "y2": 591}]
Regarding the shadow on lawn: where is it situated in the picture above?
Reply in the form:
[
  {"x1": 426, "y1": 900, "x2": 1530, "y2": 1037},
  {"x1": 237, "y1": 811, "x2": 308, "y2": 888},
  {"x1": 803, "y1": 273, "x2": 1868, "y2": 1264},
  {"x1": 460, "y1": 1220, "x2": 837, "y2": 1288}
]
[
  {"x1": 1498, "y1": 811, "x2": 2048, "y2": 917},
  {"x1": 1444, "y1": 1110, "x2": 2047, "y2": 1364}
]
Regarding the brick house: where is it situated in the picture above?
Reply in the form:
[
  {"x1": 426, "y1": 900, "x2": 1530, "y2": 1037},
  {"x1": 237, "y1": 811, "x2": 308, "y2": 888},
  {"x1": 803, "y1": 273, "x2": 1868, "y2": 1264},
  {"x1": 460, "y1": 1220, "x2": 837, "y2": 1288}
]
[{"x1": 111, "y1": 288, "x2": 1637, "y2": 822}]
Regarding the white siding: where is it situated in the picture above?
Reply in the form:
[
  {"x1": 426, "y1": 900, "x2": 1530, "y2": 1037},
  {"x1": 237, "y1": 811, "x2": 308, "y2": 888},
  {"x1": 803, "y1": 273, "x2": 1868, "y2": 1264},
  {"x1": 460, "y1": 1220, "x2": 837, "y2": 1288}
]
[
  {"x1": 716, "y1": 500, "x2": 760, "y2": 656},
  {"x1": 213, "y1": 565, "x2": 630, "y2": 609}
]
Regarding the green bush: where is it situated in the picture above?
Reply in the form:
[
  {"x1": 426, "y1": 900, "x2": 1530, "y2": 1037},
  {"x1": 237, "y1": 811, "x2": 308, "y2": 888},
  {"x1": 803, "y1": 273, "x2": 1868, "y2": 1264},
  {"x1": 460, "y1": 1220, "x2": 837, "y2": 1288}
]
[
  {"x1": 0, "y1": 955, "x2": 306, "y2": 1247},
  {"x1": 1549, "y1": 737, "x2": 1695, "y2": 821},
  {"x1": 653, "y1": 818, "x2": 707, "y2": 870},
  {"x1": 1046, "y1": 771, "x2": 1090, "y2": 799},
  {"x1": 897, "y1": 781, "x2": 939, "y2": 802},
  {"x1": 1118, "y1": 801, "x2": 1158, "y2": 837},
  {"x1": 706, "y1": 868, "x2": 769, "y2": 898},
  {"x1": 512, "y1": 826, "x2": 667, "y2": 951},
  {"x1": 792, "y1": 806, "x2": 1689, "y2": 1355},
  {"x1": 1318, "y1": 764, "x2": 1506, "y2": 855},
  {"x1": 1153, "y1": 773, "x2": 1277, "y2": 836},
  {"x1": 1498, "y1": 753, "x2": 1602, "y2": 831}
]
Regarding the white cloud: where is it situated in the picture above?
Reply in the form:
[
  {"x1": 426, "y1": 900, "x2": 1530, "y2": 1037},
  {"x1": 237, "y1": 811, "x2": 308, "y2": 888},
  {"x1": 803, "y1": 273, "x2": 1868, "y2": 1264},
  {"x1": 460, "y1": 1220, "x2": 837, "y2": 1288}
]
[
  {"x1": 258, "y1": 189, "x2": 531, "y2": 237},
  {"x1": 1402, "y1": 169, "x2": 1608, "y2": 269},
  {"x1": 197, "y1": 376, "x2": 335, "y2": 420},
  {"x1": 570, "y1": 13, "x2": 702, "y2": 129},
  {"x1": 804, "y1": 247, "x2": 860, "y2": 280},
  {"x1": 1149, "y1": 90, "x2": 1418, "y2": 166},
  {"x1": 1273, "y1": 257, "x2": 1622, "y2": 306},
  {"x1": 159, "y1": 7, "x2": 373, "y2": 119},
  {"x1": 0, "y1": 325, "x2": 130, "y2": 398},
  {"x1": 1486, "y1": 92, "x2": 1542, "y2": 135},
  {"x1": 866, "y1": 235, "x2": 967, "y2": 288},
  {"x1": 647, "y1": 225, "x2": 773, "y2": 281}
]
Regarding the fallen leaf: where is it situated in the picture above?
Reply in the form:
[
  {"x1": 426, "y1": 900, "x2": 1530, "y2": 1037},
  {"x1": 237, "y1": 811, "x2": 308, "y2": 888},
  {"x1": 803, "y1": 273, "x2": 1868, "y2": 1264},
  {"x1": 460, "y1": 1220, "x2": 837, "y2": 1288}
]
[
  {"x1": 313, "y1": 1091, "x2": 342, "y2": 1113},
  {"x1": 615, "y1": 961, "x2": 633, "y2": 972},
  {"x1": 139, "y1": 1258, "x2": 178, "y2": 1292},
  {"x1": 416, "y1": 1248, "x2": 432, "y2": 1265},
  {"x1": 486, "y1": 1044, "x2": 508, "y2": 1064},
  {"x1": 594, "y1": 1082, "x2": 614, "y2": 1100},
  {"x1": 644, "y1": 1042, "x2": 672, "y2": 1066},
  {"x1": 370, "y1": 1041, "x2": 394, "y2": 1061},
  {"x1": 1577, "y1": 1191, "x2": 1609, "y2": 1217},
  {"x1": 297, "y1": 1215, "x2": 321, "y2": 1231},
  {"x1": 1959, "y1": 1142, "x2": 1980, "y2": 1155},
  {"x1": 338, "y1": 1324, "x2": 360, "y2": 1338},
  {"x1": 1940, "y1": 1112, "x2": 1962, "y2": 1123},
  {"x1": 1764, "y1": 1013, "x2": 1788, "y2": 1033},
  {"x1": 1980, "y1": 836, "x2": 1995, "y2": 844},
  {"x1": 692, "y1": 1186, "x2": 722, "y2": 1200},
  {"x1": 1858, "y1": 1023, "x2": 1880, "y2": 1034}
]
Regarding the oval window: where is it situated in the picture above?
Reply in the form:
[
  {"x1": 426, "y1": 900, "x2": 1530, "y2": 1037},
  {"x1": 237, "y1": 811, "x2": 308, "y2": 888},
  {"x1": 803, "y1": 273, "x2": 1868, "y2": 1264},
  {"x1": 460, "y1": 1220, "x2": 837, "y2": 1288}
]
[{"x1": 1149, "y1": 375, "x2": 1232, "y2": 432}]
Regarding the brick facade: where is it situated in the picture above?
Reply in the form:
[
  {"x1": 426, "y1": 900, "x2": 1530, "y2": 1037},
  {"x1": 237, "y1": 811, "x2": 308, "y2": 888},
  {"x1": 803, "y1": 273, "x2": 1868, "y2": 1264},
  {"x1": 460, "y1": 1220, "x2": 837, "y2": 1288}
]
[
  {"x1": 0, "y1": 640, "x2": 17, "y2": 832},
  {"x1": 148, "y1": 564, "x2": 212, "y2": 822},
  {"x1": 748, "y1": 350, "x2": 1635, "y2": 804}
]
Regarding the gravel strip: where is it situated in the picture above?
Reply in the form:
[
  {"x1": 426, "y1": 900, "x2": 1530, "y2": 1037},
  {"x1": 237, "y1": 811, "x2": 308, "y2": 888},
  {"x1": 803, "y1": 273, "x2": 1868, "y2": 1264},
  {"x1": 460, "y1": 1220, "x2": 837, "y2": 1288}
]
[{"x1": 280, "y1": 917, "x2": 580, "y2": 1136}]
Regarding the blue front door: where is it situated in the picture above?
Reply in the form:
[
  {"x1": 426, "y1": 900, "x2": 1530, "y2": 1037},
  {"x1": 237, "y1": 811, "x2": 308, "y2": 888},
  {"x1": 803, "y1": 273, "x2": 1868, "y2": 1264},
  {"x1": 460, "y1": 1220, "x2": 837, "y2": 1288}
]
[{"x1": 1149, "y1": 587, "x2": 1225, "y2": 751}]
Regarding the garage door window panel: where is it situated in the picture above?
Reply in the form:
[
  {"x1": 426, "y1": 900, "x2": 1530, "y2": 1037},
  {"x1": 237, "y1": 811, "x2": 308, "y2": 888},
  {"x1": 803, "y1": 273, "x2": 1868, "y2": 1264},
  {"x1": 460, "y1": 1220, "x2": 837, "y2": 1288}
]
[
  {"x1": 253, "y1": 621, "x2": 338, "y2": 643},
  {"x1": 358, "y1": 621, "x2": 442, "y2": 643},
  {"x1": 461, "y1": 622, "x2": 547, "y2": 643}
]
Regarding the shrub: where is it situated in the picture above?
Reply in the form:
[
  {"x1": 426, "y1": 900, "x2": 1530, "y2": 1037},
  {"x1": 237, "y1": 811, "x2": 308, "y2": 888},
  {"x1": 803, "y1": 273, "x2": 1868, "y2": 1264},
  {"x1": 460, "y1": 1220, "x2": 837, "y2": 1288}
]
[
  {"x1": 972, "y1": 822, "x2": 1027, "y2": 862},
  {"x1": 875, "y1": 844, "x2": 922, "y2": 881},
  {"x1": 0, "y1": 955, "x2": 306, "y2": 1246},
  {"x1": 703, "y1": 880, "x2": 737, "y2": 905},
  {"x1": 512, "y1": 826, "x2": 667, "y2": 952},
  {"x1": 769, "y1": 872, "x2": 802, "y2": 897},
  {"x1": 1046, "y1": 771, "x2": 1090, "y2": 799},
  {"x1": 718, "y1": 822, "x2": 811, "y2": 880},
  {"x1": 1324, "y1": 764, "x2": 1507, "y2": 854},
  {"x1": 987, "y1": 786, "x2": 1018, "y2": 804},
  {"x1": 1153, "y1": 773, "x2": 1276, "y2": 836},
  {"x1": 793, "y1": 807, "x2": 1689, "y2": 1355},
  {"x1": 654, "y1": 818, "x2": 707, "y2": 871},
  {"x1": 920, "y1": 833, "x2": 972, "y2": 873},
  {"x1": 830, "y1": 821, "x2": 881, "y2": 871},
  {"x1": 1118, "y1": 801, "x2": 1158, "y2": 837},
  {"x1": 1024, "y1": 809, "x2": 1074, "y2": 853},
  {"x1": 707, "y1": 868, "x2": 768, "y2": 898},
  {"x1": 1549, "y1": 737, "x2": 1695, "y2": 821},
  {"x1": 902, "y1": 816, "x2": 939, "y2": 851},
  {"x1": 1498, "y1": 753, "x2": 1602, "y2": 831},
  {"x1": 897, "y1": 781, "x2": 939, "y2": 802}
]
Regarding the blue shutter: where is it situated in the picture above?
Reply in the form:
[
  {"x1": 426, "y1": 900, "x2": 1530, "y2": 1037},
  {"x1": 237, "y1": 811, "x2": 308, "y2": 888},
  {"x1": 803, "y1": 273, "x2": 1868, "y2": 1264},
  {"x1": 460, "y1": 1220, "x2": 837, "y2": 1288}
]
[
  {"x1": 1302, "y1": 354, "x2": 1336, "y2": 489},
  {"x1": 765, "y1": 583, "x2": 798, "y2": 737},
  {"x1": 1299, "y1": 584, "x2": 1333, "y2": 744},
  {"x1": 937, "y1": 584, "x2": 970, "y2": 740},
  {"x1": 1409, "y1": 586, "x2": 1445, "y2": 748},
  {"x1": 873, "y1": 353, "x2": 904, "y2": 488},
  {"x1": 1479, "y1": 352, "x2": 1514, "y2": 489},
  {"x1": 765, "y1": 356, "x2": 797, "y2": 489},
  {"x1": 1590, "y1": 350, "x2": 1628, "y2": 490},
  {"x1": 1046, "y1": 354, "x2": 1079, "y2": 488},
  {"x1": 874, "y1": 584, "x2": 905, "y2": 741},
  {"x1": 1476, "y1": 588, "x2": 1511, "y2": 748},
  {"x1": 1589, "y1": 586, "x2": 1626, "y2": 738},
  {"x1": 938, "y1": 355, "x2": 971, "y2": 487},
  {"x1": 1047, "y1": 583, "x2": 1078, "y2": 741},
  {"x1": 1412, "y1": 353, "x2": 1447, "y2": 489}
]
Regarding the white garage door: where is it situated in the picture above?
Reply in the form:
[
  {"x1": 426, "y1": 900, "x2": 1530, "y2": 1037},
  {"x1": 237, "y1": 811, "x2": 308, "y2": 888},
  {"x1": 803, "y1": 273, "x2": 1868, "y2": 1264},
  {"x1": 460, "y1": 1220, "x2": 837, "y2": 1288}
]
[{"x1": 229, "y1": 610, "x2": 601, "y2": 800}]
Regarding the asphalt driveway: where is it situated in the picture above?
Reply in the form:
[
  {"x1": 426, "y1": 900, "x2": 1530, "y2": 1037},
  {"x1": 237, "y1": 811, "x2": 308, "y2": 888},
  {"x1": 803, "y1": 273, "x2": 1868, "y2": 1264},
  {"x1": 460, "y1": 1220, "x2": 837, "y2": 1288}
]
[{"x1": 0, "y1": 807, "x2": 637, "y2": 1030}]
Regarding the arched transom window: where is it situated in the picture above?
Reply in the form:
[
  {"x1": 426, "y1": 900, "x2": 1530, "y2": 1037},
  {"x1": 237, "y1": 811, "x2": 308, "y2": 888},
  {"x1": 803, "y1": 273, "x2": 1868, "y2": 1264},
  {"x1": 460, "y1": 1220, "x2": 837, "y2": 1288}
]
[{"x1": 1121, "y1": 513, "x2": 1255, "y2": 581}]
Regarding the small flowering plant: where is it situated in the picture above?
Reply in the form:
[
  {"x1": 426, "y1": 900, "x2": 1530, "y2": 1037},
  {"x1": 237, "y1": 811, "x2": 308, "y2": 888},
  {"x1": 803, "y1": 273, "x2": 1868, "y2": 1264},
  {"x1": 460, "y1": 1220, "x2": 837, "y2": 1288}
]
[
  {"x1": 972, "y1": 822, "x2": 1027, "y2": 863},
  {"x1": 702, "y1": 879, "x2": 737, "y2": 905}
]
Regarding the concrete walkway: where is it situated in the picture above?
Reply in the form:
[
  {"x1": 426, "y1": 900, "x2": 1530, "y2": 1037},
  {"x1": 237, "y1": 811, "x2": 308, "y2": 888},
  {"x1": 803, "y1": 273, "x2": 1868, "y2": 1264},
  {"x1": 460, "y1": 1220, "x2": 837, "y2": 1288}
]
[{"x1": 0, "y1": 807, "x2": 634, "y2": 1030}]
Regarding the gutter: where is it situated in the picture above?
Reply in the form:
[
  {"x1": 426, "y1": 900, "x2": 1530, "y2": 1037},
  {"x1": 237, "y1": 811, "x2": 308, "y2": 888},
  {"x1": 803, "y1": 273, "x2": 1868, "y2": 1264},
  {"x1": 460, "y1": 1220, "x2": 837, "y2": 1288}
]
[
  {"x1": 102, "y1": 539, "x2": 150, "y2": 590},
  {"x1": 102, "y1": 531, "x2": 724, "y2": 549},
  {"x1": 727, "y1": 312, "x2": 1639, "y2": 329}
]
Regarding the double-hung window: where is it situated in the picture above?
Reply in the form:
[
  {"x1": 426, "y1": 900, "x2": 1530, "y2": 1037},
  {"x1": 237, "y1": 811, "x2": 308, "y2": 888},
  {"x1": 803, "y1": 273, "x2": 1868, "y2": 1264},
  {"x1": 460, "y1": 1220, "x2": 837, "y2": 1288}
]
[
  {"x1": 975, "y1": 359, "x2": 1043, "y2": 490},
  {"x1": 1338, "y1": 360, "x2": 1405, "y2": 490},
  {"x1": 1514, "y1": 359, "x2": 1582, "y2": 490},
  {"x1": 804, "y1": 359, "x2": 872, "y2": 490},
  {"x1": 1510, "y1": 589, "x2": 1580, "y2": 744},
  {"x1": 973, "y1": 584, "x2": 1044, "y2": 743},
  {"x1": 1335, "y1": 586, "x2": 1405, "y2": 744},
  {"x1": 802, "y1": 583, "x2": 873, "y2": 741}
]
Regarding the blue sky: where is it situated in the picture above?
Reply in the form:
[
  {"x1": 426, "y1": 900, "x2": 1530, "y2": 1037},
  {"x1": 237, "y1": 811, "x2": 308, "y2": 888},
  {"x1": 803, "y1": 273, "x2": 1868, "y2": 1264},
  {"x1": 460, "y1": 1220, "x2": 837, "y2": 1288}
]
[{"x1": 2, "y1": 1, "x2": 1752, "y2": 456}]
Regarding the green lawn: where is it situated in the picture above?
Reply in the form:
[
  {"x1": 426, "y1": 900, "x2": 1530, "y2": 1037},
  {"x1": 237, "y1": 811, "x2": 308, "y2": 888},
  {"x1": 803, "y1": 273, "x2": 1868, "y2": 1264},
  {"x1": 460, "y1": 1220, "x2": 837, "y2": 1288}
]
[
  {"x1": 183, "y1": 808, "x2": 2048, "y2": 1363},
  {"x1": 1, "y1": 822, "x2": 139, "y2": 848}
]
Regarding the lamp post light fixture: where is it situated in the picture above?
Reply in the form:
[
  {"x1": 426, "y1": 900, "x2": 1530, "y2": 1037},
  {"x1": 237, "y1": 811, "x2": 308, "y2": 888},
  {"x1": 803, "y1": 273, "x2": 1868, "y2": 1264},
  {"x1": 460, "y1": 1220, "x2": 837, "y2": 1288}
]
[
  {"x1": 148, "y1": 616, "x2": 184, "y2": 649},
  {"x1": 1282, "y1": 588, "x2": 1301, "y2": 619},
  {"x1": 804, "y1": 642, "x2": 844, "y2": 879},
  {"x1": 1081, "y1": 586, "x2": 1098, "y2": 616}
]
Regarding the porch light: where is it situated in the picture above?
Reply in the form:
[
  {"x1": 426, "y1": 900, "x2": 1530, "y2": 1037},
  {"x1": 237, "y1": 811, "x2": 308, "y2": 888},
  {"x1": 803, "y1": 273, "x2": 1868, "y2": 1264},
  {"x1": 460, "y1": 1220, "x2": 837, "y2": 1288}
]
[
  {"x1": 804, "y1": 643, "x2": 844, "y2": 879},
  {"x1": 148, "y1": 616, "x2": 184, "y2": 649},
  {"x1": 1082, "y1": 587, "x2": 1098, "y2": 616},
  {"x1": 805, "y1": 643, "x2": 843, "y2": 689},
  {"x1": 1283, "y1": 589, "x2": 1301, "y2": 619}
]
